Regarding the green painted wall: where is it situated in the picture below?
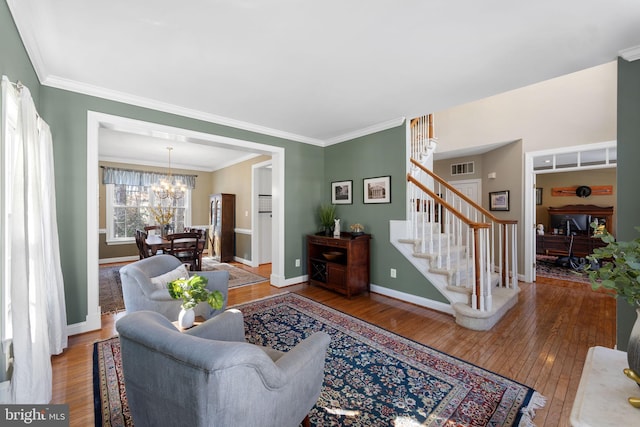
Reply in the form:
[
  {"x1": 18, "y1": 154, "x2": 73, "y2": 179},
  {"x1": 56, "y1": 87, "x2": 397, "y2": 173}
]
[
  {"x1": 0, "y1": 1, "x2": 39, "y2": 103},
  {"x1": 616, "y1": 57, "x2": 640, "y2": 351},
  {"x1": 324, "y1": 125, "x2": 447, "y2": 303},
  {"x1": 36, "y1": 85, "x2": 323, "y2": 324}
]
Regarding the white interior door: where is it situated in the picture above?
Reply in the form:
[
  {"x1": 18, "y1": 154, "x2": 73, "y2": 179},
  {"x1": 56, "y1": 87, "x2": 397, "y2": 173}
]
[{"x1": 448, "y1": 179, "x2": 481, "y2": 205}]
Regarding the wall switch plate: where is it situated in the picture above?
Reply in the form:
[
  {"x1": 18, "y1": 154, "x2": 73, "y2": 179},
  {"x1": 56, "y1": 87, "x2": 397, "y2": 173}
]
[
  {"x1": 390, "y1": 268, "x2": 397, "y2": 278},
  {"x1": 295, "y1": 259, "x2": 300, "y2": 267}
]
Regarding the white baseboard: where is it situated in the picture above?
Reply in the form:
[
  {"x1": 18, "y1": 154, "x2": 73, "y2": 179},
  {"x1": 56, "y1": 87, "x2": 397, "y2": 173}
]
[
  {"x1": 271, "y1": 274, "x2": 307, "y2": 288},
  {"x1": 370, "y1": 283, "x2": 455, "y2": 316},
  {"x1": 67, "y1": 312, "x2": 102, "y2": 336},
  {"x1": 99, "y1": 255, "x2": 137, "y2": 265},
  {"x1": 233, "y1": 256, "x2": 252, "y2": 266}
]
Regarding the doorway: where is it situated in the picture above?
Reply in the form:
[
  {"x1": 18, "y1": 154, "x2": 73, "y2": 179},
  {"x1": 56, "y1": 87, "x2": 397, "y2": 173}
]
[
  {"x1": 86, "y1": 112, "x2": 285, "y2": 332},
  {"x1": 523, "y1": 141, "x2": 616, "y2": 283}
]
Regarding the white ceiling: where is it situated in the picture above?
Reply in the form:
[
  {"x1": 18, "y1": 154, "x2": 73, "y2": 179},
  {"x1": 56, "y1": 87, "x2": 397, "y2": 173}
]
[{"x1": 8, "y1": 0, "x2": 640, "y2": 168}]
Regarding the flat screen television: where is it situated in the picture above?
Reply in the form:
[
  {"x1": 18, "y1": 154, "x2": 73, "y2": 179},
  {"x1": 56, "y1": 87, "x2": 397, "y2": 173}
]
[{"x1": 550, "y1": 214, "x2": 590, "y2": 234}]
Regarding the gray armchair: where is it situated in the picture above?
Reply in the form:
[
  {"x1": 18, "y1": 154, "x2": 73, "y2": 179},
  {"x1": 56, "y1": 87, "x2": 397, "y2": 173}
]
[
  {"x1": 119, "y1": 254, "x2": 229, "y2": 321},
  {"x1": 116, "y1": 310, "x2": 331, "y2": 427}
]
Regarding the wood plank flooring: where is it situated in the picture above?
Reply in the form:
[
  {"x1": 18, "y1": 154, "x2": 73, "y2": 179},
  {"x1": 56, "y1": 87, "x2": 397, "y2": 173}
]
[{"x1": 51, "y1": 264, "x2": 616, "y2": 426}]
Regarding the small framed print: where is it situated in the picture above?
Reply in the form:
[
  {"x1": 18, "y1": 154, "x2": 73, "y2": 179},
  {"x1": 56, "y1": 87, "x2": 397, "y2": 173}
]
[
  {"x1": 363, "y1": 176, "x2": 391, "y2": 204},
  {"x1": 331, "y1": 180, "x2": 352, "y2": 204},
  {"x1": 536, "y1": 188, "x2": 543, "y2": 205},
  {"x1": 489, "y1": 190, "x2": 510, "y2": 211}
]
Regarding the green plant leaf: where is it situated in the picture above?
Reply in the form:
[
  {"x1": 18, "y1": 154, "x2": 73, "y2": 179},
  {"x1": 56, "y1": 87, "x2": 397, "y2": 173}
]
[
  {"x1": 586, "y1": 225, "x2": 640, "y2": 306},
  {"x1": 167, "y1": 274, "x2": 225, "y2": 310}
]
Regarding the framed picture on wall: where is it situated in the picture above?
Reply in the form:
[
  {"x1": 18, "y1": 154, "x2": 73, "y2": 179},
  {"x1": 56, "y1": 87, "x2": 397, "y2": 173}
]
[
  {"x1": 363, "y1": 176, "x2": 391, "y2": 204},
  {"x1": 536, "y1": 188, "x2": 543, "y2": 205},
  {"x1": 331, "y1": 180, "x2": 352, "y2": 204},
  {"x1": 489, "y1": 190, "x2": 510, "y2": 211}
]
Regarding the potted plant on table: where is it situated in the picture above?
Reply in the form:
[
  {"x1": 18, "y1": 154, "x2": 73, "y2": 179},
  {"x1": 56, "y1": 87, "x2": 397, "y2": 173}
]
[
  {"x1": 586, "y1": 224, "x2": 640, "y2": 404},
  {"x1": 167, "y1": 274, "x2": 224, "y2": 328},
  {"x1": 318, "y1": 204, "x2": 336, "y2": 236}
]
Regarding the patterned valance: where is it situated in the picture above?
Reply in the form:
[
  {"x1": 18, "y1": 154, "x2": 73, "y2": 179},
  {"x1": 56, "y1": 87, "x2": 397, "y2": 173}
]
[{"x1": 101, "y1": 166, "x2": 196, "y2": 189}]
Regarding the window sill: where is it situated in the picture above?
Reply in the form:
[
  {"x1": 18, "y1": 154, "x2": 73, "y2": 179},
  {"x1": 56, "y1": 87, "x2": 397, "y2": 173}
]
[{"x1": 105, "y1": 239, "x2": 135, "y2": 246}]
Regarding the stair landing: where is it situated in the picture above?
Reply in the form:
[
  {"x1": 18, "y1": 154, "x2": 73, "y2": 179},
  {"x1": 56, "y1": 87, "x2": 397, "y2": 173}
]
[{"x1": 390, "y1": 220, "x2": 519, "y2": 331}]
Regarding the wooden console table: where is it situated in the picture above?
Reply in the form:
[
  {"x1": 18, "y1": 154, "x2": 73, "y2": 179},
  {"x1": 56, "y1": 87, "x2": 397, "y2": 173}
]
[
  {"x1": 570, "y1": 346, "x2": 640, "y2": 426},
  {"x1": 307, "y1": 233, "x2": 370, "y2": 298}
]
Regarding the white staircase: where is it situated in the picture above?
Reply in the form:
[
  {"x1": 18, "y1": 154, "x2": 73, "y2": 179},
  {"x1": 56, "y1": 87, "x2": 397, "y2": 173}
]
[{"x1": 391, "y1": 115, "x2": 520, "y2": 330}]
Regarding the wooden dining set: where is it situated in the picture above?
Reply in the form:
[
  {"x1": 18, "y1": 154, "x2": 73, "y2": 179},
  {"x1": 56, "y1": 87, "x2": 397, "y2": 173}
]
[{"x1": 135, "y1": 225, "x2": 209, "y2": 271}]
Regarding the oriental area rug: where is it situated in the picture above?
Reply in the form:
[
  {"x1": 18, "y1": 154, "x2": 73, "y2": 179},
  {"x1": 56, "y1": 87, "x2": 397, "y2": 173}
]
[
  {"x1": 535, "y1": 254, "x2": 590, "y2": 284},
  {"x1": 93, "y1": 293, "x2": 545, "y2": 427},
  {"x1": 99, "y1": 258, "x2": 267, "y2": 314}
]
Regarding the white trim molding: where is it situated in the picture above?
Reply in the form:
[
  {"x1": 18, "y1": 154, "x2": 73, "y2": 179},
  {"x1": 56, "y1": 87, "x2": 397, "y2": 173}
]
[
  {"x1": 324, "y1": 117, "x2": 406, "y2": 146},
  {"x1": 370, "y1": 284, "x2": 455, "y2": 316},
  {"x1": 620, "y1": 45, "x2": 640, "y2": 62}
]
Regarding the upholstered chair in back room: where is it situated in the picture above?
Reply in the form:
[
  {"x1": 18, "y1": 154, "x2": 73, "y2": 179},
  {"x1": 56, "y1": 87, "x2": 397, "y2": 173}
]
[{"x1": 119, "y1": 254, "x2": 229, "y2": 321}]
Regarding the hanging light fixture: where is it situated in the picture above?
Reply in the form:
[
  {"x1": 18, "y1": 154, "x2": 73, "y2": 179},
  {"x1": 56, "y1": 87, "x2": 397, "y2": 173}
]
[{"x1": 152, "y1": 146, "x2": 187, "y2": 201}]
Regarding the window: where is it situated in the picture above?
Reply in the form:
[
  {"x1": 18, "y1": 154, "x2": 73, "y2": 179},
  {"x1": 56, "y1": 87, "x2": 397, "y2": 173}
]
[
  {"x1": 533, "y1": 145, "x2": 617, "y2": 171},
  {"x1": 105, "y1": 183, "x2": 191, "y2": 243},
  {"x1": 450, "y1": 161, "x2": 474, "y2": 176}
]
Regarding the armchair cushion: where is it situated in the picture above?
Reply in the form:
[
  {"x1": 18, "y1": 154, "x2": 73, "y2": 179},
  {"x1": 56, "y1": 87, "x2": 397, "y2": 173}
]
[{"x1": 149, "y1": 264, "x2": 189, "y2": 291}]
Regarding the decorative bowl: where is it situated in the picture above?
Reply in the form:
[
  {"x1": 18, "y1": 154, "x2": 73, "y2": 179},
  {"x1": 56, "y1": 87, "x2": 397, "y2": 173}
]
[{"x1": 322, "y1": 251, "x2": 343, "y2": 261}]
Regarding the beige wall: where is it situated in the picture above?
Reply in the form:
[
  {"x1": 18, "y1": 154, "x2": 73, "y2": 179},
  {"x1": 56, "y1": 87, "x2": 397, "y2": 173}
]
[
  {"x1": 434, "y1": 61, "x2": 617, "y2": 154},
  {"x1": 98, "y1": 160, "x2": 214, "y2": 260},
  {"x1": 536, "y1": 168, "x2": 617, "y2": 234},
  {"x1": 210, "y1": 155, "x2": 271, "y2": 229},
  {"x1": 433, "y1": 62, "x2": 617, "y2": 276}
]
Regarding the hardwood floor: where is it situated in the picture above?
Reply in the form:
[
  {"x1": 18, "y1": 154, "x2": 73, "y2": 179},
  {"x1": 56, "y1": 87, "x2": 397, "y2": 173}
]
[{"x1": 52, "y1": 263, "x2": 616, "y2": 426}]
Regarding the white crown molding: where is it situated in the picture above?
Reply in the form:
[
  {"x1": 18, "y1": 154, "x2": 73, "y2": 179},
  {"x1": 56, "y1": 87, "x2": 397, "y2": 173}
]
[
  {"x1": 98, "y1": 155, "x2": 216, "y2": 172},
  {"x1": 324, "y1": 117, "x2": 406, "y2": 146},
  {"x1": 42, "y1": 74, "x2": 327, "y2": 147},
  {"x1": 10, "y1": 0, "x2": 406, "y2": 150},
  {"x1": 619, "y1": 45, "x2": 640, "y2": 62},
  {"x1": 100, "y1": 144, "x2": 260, "y2": 172},
  {"x1": 47, "y1": 73, "x2": 406, "y2": 148}
]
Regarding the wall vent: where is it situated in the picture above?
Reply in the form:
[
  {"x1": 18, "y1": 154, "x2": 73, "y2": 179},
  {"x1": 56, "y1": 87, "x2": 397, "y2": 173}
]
[{"x1": 451, "y1": 162, "x2": 474, "y2": 176}]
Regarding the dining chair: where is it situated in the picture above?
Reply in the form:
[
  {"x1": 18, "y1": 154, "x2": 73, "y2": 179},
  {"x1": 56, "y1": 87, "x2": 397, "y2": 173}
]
[
  {"x1": 165, "y1": 232, "x2": 201, "y2": 271},
  {"x1": 184, "y1": 227, "x2": 208, "y2": 261},
  {"x1": 135, "y1": 229, "x2": 152, "y2": 259}
]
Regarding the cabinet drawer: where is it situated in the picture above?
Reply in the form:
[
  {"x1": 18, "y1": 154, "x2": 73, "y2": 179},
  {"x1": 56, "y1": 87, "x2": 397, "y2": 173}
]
[{"x1": 308, "y1": 236, "x2": 348, "y2": 248}]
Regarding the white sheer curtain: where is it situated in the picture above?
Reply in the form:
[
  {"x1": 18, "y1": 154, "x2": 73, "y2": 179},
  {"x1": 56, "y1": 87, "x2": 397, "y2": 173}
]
[{"x1": 1, "y1": 76, "x2": 68, "y2": 404}]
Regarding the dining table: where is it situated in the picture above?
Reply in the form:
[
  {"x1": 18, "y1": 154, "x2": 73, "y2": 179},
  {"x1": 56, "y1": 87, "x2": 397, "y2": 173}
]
[
  {"x1": 145, "y1": 234, "x2": 172, "y2": 255},
  {"x1": 145, "y1": 234, "x2": 206, "y2": 265}
]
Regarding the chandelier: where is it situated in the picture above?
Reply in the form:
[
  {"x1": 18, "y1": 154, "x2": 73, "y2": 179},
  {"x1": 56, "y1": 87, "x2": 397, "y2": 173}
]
[{"x1": 152, "y1": 147, "x2": 187, "y2": 201}]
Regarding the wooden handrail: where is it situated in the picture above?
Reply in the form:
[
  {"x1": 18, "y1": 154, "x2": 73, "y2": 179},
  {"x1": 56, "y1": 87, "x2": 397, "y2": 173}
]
[
  {"x1": 410, "y1": 158, "x2": 517, "y2": 226},
  {"x1": 407, "y1": 174, "x2": 490, "y2": 230}
]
